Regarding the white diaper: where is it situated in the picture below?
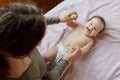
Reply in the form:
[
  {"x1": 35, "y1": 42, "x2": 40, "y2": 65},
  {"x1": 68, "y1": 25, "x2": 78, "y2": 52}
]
[{"x1": 55, "y1": 42, "x2": 68, "y2": 63}]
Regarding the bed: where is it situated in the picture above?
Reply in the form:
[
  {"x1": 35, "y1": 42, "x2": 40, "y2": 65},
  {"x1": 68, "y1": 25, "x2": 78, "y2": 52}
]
[{"x1": 37, "y1": 0, "x2": 120, "y2": 80}]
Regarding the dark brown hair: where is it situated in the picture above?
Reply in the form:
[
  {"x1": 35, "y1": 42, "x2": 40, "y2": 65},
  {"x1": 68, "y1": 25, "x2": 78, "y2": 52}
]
[{"x1": 0, "y1": 3, "x2": 46, "y2": 79}]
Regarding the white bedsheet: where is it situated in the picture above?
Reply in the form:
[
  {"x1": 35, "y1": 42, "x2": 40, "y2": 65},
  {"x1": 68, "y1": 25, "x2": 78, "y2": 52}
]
[
  {"x1": 45, "y1": 0, "x2": 83, "y2": 17},
  {"x1": 38, "y1": 0, "x2": 120, "y2": 80}
]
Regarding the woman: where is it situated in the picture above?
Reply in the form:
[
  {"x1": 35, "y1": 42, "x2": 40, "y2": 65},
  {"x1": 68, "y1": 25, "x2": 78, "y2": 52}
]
[{"x1": 0, "y1": 3, "x2": 80, "y2": 80}]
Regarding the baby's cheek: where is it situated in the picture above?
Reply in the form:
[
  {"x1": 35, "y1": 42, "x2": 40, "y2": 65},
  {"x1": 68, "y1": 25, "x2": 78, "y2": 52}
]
[{"x1": 93, "y1": 32, "x2": 98, "y2": 36}]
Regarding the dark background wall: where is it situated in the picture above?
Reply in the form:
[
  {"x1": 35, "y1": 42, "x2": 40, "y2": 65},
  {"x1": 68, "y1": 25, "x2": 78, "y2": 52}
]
[{"x1": 0, "y1": 0, "x2": 63, "y2": 13}]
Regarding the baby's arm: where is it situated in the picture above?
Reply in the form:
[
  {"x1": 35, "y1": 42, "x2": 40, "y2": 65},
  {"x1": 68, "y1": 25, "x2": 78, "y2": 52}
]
[
  {"x1": 67, "y1": 21, "x2": 80, "y2": 28},
  {"x1": 80, "y1": 40, "x2": 94, "y2": 54},
  {"x1": 65, "y1": 13, "x2": 81, "y2": 28},
  {"x1": 66, "y1": 18, "x2": 83, "y2": 29}
]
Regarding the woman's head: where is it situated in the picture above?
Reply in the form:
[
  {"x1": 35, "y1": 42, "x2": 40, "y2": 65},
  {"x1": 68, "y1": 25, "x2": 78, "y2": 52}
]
[{"x1": 0, "y1": 3, "x2": 46, "y2": 58}]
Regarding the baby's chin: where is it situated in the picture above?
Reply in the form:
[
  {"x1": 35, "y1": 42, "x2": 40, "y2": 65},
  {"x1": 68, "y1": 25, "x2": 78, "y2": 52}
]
[
  {"x1": 84, "y1": 32, "x2": 94, "y2": 37},
  {"x1": 84, "y1": 31, "x2": 90, "y2": 37}
]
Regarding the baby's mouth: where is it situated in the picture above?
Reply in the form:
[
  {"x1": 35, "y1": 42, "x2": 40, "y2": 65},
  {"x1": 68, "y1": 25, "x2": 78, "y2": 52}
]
[{"x1": 86, "y1": 27, "x2": 91, "y2": 33}]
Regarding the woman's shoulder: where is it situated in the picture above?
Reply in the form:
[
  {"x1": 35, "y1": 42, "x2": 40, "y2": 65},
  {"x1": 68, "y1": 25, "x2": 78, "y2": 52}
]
[{"x1": 5, "y1": 48, "x2": 46, "y2": 80}]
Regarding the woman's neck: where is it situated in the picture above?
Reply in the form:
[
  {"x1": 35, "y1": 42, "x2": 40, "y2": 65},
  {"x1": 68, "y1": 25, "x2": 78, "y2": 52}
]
[{"x1": 5, "y1": 56, "x2": 31, "y2": 78}]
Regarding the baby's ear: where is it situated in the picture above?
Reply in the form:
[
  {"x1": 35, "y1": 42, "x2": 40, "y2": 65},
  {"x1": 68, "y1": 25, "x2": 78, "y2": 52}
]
[
  {"x1": 99, "y1": 26, "x2": 105, "y2": 35},
  {"x1": 96, "y1": 30, "x2": 105, "y2": 40}
]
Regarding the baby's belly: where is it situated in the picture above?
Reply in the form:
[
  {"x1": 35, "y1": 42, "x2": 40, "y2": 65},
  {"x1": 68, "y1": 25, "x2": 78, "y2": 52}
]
[
  {"x1": 61, "y1": 29, "x2": 87, "y2": 48},
  {"x1": 62, "y1": 38, "x2": 85, "y2": 48}
]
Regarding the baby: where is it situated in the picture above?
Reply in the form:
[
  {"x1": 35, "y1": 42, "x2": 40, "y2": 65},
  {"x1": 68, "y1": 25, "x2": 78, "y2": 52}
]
[{"x1": 43, "y1": 15, "x2": 105, "y2": 63}]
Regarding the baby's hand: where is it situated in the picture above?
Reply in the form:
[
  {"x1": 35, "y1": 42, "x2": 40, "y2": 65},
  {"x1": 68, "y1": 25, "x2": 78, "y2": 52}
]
[
  {"x1": 62, "y1": 43, "x2": 81, "y2": 65},
  {"x1": 67, "y1": 44, "x2": 79, "y2": 53},
  {"x1": 59, "y1": 11, "x2": 78, "y2": 22}
]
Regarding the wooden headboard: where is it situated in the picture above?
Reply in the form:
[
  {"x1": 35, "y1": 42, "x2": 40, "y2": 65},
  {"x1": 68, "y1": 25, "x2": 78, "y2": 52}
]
[{"x1": 0, "y1": 0, "x2": 63, "y2": 13}]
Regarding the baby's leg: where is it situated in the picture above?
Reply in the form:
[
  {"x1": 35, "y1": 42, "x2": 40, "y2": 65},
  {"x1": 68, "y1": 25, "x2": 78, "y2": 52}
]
[{"x1": 43, "y1": 45, "x2": 58, "y2": 63}]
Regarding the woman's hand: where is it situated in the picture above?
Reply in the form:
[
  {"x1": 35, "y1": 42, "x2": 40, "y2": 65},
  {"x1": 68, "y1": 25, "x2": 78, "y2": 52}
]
[
  {"x1": 62, "y1": 44, "x2": 81, "y2": 65},
  {"x1": 59, "y1": 11, "x2": 78, "y2": 22}
]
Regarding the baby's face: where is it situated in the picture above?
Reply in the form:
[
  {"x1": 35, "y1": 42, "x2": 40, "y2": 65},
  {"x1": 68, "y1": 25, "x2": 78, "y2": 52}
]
[{"x1": 84, "y1": 17, "x2": 104, "y2": 37}]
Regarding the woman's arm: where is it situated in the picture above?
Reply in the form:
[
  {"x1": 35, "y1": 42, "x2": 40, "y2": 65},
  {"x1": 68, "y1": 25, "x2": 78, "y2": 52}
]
[
  {"x1": 45, "y1": 17, "x2": 60, "y2": 25},
  {"x1": 45, "y1": 11, "x2": 78, "y2": 25},
  {"x1": 48, "y1": 44, "x2": 80, "y2": 80},
  {"x1": 49, "y1": 59, "x2": 68, "y2": 80}
]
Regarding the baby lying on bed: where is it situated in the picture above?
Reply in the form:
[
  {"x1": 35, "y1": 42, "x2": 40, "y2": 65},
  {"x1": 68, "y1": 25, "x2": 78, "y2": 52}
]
[
  {"x1": 43, "y1": 12, "x2": 105, "y2": 79},
  {"x1": 43, "y1": 13, "x2": 105, "y2": 64}
]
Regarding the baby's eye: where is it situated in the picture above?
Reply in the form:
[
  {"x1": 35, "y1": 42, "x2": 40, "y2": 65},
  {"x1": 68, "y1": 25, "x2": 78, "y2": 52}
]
[{"x1": 90, "y1": 23, "x2": 93, "y2": 26}]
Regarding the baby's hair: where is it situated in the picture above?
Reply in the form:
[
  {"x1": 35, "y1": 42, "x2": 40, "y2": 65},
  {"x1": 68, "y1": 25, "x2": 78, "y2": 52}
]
[{"x1": 88, "y1": 16, "x2": 106, "y2": 34}]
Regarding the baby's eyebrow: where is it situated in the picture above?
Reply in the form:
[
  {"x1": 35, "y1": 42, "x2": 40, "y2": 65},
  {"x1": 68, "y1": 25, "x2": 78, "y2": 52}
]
[{"x1": 90, "y1": 21, "x2": 93, "y2": 24}]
